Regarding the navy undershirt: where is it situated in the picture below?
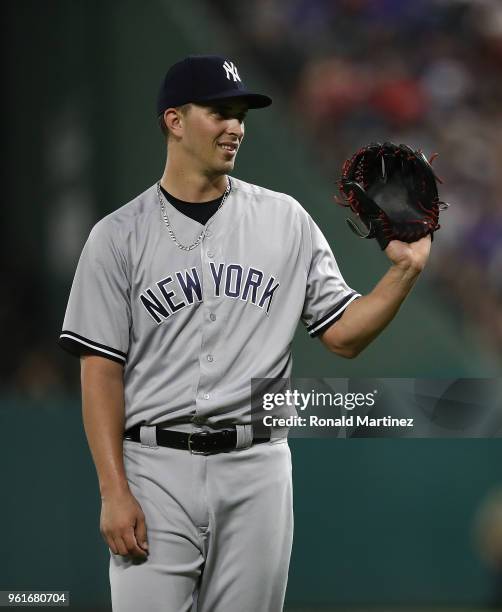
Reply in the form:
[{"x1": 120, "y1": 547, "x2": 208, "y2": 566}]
[{"x1": 160, "y1": 185, "x2": 223, "y2": 226}]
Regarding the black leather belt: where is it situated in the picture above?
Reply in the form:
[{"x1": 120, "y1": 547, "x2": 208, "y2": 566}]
[{"x1": 124, "y1": 424, "x2": 271, "y2": 455}]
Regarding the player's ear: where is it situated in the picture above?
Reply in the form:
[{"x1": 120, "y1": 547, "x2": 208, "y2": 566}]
[{"x1": 163, "y1": 107, "x2": 184, "y2": 139}]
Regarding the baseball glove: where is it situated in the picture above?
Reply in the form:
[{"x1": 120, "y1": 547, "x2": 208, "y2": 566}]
[{"x1": 336, "y1": 141, "x2": 448, "y2": 250}]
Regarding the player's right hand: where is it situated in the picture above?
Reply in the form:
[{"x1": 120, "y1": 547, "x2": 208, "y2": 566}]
[{"x1": 100, "y1": 489, "x2": 149, "y2": 559}]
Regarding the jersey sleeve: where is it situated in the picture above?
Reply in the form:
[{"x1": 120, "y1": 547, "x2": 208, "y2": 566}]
[
  {"x1": 301, "y1": 214, "x2": 361, "y2": 338},
  {"x1": 58, "y1": 219, "x2": 131, "y2": 364}
]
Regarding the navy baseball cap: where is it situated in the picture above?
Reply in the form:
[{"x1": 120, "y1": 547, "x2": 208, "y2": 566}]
[{"x1": 156, "y1": 55, "x2": 272, "y2": 115}]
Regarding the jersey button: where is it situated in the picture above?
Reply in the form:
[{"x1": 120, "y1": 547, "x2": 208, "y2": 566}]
[
  {"x1": 203, "y1": 393, "x2": 210, "y2": 400},
  {"x1": 207, "y1": 251, "x2": 215, "y2": 259},
  {"x1": 207, "y1": 354, "x2": 214, "y2": 362},
  {"x1": 209, "y1": 313, "x2": 216, "y2": 322},
  {"x1": 205, "y1": 230, "x2": 212, "y2": 238}
]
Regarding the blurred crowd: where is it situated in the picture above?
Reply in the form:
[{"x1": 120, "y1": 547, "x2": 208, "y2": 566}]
[
  {"x1": 3, "y1": 0, "x2": 501, "y2": 400},
  {"x1": 211, "y1": 0, "x2": 502, "y2": 357}
]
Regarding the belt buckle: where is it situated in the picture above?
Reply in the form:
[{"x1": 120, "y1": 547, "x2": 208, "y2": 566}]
[{"x1": 188, "y1": 431, "x2": 211, "y2": 455}]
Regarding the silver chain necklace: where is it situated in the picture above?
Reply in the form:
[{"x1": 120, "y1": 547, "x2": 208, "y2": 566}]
[{"x1": 156, "y1": 178, "x2": 231, "y2": 251}]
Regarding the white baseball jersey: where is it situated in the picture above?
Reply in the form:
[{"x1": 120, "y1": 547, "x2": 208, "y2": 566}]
[{"x1": 59, "y1": 177, "x2": 360, "y2": 431}]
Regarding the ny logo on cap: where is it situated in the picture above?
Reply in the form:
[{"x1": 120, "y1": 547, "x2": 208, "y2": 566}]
[{"x1": 223, "y1": 60, "x2": 241, "y2": 83}]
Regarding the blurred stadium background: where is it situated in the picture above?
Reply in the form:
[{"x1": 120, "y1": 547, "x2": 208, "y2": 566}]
[{"x1": 2, "y1": 0, "x2": 502, "y2": 610}]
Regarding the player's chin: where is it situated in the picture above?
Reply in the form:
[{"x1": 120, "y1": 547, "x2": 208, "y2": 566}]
[
  {"x1": 215, "y1": 149, "x2": 238, "y2": 167},
  {"x1": 216, "y1": 158, "x2": 236, "y2": 173}
]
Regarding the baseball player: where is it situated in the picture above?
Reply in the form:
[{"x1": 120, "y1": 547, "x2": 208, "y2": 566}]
[{"x1": 59, "y1": 55, "x2": 431, "y2": 612}]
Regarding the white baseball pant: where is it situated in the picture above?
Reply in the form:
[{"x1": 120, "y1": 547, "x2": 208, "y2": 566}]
[{"x1": 109, "y1": 424, "x2": 293, "y2": 612}]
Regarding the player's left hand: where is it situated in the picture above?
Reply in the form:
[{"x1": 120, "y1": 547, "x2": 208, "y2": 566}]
[{"x1": 384, "y1": 234, "x2": 432, "y2": 272}]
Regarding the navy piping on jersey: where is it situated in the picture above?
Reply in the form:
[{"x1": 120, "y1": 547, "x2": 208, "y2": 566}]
[
  {"x1": 58, "y1": 330, "x2": 127, "y2": 364},
  {"x1": 307, "y1": 292, "x2": 361, "y2": 337}
]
